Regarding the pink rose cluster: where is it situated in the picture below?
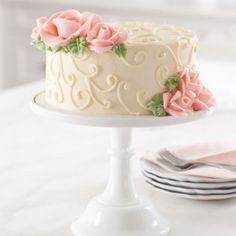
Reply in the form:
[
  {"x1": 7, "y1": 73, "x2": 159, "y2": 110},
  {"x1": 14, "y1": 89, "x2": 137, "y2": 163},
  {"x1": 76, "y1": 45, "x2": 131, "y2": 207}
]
[
  {"x1": 163, "y1": 68, "x2": 215, "y2": 116},
  {"x1": 31, "y1": 9, "x2": 128, "y2": 53}
]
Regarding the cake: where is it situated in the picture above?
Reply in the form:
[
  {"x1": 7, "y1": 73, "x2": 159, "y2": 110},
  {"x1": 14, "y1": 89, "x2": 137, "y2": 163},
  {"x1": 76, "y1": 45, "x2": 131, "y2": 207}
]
[{"x1": 31, "y1": 10, "x2": 215, "y2": 116}]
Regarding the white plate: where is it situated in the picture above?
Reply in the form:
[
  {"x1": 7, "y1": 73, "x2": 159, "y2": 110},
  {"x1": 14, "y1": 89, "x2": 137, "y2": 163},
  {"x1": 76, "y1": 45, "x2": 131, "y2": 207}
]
[
  {"x1": 143, "y1": 171, "x2": 236, "y2": 194},
  {"x1": 141, "y1": 159, "x2": 236, "y2": 184},
  {"x1": 143, "y1": 174, "x2": 236, "y2": 195},
  {"x1": 144, "y1": 177, "x2": 236, "y2": 200},
  {"x1": 142, "y1": 169, "x2": 236, "y2": 189}
]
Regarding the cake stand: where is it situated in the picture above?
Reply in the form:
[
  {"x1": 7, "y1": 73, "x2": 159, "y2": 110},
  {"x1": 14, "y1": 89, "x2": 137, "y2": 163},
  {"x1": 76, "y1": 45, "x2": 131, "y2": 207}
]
[{"x1": 31, "y1": 91, "x2": 213, "y2": 236}]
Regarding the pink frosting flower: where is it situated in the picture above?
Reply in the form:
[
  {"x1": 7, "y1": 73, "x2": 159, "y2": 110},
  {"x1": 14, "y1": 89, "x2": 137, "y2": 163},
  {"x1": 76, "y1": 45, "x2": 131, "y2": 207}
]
[
  {"x1": 87, "y1": 23, "x2": 128, "y2": 53},
  {"x1": 78, "y1": 12, "x2": 102, "y2": 37},
  {"x1": 31, "y1": 10, "x2": 101, "y2": 48},
  {"x1": 163, "y1": 68, "x2": 215, "y2": 116},
  {"x1": 31, "y1": 17, "x2": 47, "y2": 40}
]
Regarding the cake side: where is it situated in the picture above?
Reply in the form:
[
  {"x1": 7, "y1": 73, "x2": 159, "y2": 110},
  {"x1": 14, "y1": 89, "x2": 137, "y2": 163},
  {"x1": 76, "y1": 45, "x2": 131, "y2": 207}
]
[{"x1": 45, "y1": 28, "x2": 197, "y2": 115}]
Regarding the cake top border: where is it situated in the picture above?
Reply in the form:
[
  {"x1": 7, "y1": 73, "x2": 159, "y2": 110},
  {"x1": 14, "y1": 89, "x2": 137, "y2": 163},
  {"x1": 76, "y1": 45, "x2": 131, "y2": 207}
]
[{"x1": 31, "y1": 9, "x2": 198, "y2": 58}]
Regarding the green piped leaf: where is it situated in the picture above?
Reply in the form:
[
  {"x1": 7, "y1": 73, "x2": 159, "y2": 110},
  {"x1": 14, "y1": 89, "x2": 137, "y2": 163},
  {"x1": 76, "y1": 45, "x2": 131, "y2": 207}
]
[
  {"x1": 31, "y1": 37, "x2": 127, "y2": 57},
  {"x1": 67, "y1": 37, "x2": 87, "y2": 56},
  {"x1": 32, "y1": 39, "x2": 127, "y2": 57},
  {"x1": 112, "y1": 43, "x2": 127, "y2": 58},
  {"x1": 31, "y1": 40, "x2": 65, "y2": 53},
  {"x1": 147, "y1": 94, "x2": 167, "y2": 117},
  {"x1": 31, "y1": 40, "x2": 47, "y2": 52},
  {"x1": 165, "y1": 75, "x2": 180, "y2": 92},
  {"x1": 31, "y1": 38, "x2": 87, "y2": 56}
]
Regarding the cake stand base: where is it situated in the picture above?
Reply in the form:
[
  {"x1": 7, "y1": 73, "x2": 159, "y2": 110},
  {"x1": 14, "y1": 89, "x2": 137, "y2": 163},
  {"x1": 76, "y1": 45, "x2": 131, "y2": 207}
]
[{"x1": 71, "y1": 197, "x2": 169, "y2": 236}]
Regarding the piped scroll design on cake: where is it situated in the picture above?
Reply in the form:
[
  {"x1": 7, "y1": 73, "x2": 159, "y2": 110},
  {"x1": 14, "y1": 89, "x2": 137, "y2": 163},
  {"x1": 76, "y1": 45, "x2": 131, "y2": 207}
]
[
  {"x1": 58, "y1": 53, "x2": 92, "y2": 110},
  {"x1": 153, "y1": 46, "x2": 179, "y2": 91},
  {"x1": 46, "y1": 54, "x2": 64, "y2": 103},
  {"x1": 121, "y1": 50, "x2": 147, "y2": 67},
  {"x1": 47, "y1": 52, "x2": 123, "y2": 110},
  {"x1": 117, "y1": 81, "x2": 140, "y2": 115},
  {"x1": 121, "y1": 22, "x2": 197, "y2": 68},
  {"x1": 46, "y1": 46, "x2": 182, "y2": 115},
  {"x1": 90, "y1": 74, "x2": 119, "y2": 93},
  {"x1": 154, "y1": 65, "x2": 170, "y2": 90},
  {"x1": 82, "y1": 74, "x2": 119, "y2": 109},
  {"x1": 47, "y1": 53, "x2": 92, "y2": 110},
  {"x1": 46, "y1": 39, "x2": 198, "y2": 115},
  {"x1": 84, "y1": 78, "x2": 112, "y2": 109},
  {"x1": 155, "y1": 45, "x2": 180, "y2": 68},
  {"x1": 71, "y1": 56, "x2": 118, "y2": 109},
  {"x1": 71, "y1": 55, "x2": 99, "y2": 78},
  {"x1": 67, "y1": 73, "x2": 92, "y2": 110},
  {"x1": 136, "y1": 90, "x2": 149, "y2": 110}
]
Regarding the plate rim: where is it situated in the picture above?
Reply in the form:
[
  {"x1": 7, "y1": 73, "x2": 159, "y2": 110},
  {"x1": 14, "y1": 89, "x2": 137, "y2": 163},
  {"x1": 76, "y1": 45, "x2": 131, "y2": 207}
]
[
  {"x1": 143, "y1": 171, "x2": 236, "y2": 192},
  {"x1": 143, "y1": 170, "x2": 236, "y2": 188},
  {"x1": 145, "y1": 177, "x2": 236, "y2": 200},
  {"x1": 141, "y1": 159, "x2": 236, "y2": 183}
]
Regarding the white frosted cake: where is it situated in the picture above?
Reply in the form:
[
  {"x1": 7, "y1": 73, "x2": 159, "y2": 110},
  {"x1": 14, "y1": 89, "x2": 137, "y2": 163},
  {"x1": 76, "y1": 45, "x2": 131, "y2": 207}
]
[{"x1": 31, "y1": 10, "x2": 215, "y2": 116}]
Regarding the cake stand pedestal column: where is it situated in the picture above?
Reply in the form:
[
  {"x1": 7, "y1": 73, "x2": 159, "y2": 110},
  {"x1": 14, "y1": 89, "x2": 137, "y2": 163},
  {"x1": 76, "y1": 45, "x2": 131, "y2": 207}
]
[{"x1": 71, "y1": 127, "x2": 169, "y2": 236}]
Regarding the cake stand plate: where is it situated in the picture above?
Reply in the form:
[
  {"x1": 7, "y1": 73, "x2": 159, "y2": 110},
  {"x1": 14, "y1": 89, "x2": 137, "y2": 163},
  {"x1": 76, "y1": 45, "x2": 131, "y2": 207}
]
[
  {"x1": 31, "y1": 91, "x2": 213, "y2": 128},
  {"x1": 31, "y1": 91, "x2": 213, "y2": 236}
]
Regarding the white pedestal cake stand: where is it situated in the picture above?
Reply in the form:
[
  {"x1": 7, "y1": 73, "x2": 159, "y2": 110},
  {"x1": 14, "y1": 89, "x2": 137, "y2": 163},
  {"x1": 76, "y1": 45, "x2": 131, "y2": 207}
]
[{"x1": 31, "y1": 91, "x2": 213, "y2": 236}]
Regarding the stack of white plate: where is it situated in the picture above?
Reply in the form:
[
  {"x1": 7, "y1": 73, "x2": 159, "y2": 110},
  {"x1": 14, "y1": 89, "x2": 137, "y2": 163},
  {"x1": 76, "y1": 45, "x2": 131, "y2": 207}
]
[{"x1": 141, "y1": 159, "x2": 236, "y2": 200}]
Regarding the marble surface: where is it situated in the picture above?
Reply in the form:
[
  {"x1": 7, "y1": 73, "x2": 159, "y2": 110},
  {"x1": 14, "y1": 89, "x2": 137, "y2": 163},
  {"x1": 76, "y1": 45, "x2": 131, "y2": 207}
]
[{"x1": 1, "y1": 60, "x2": 236, "y2": 235}]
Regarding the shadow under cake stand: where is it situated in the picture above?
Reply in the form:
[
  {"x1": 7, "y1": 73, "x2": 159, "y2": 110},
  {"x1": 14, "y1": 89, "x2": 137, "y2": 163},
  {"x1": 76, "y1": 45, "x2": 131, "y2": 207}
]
[{"x1": 31, "y1": 91, "x2": 213, "y2": 236}]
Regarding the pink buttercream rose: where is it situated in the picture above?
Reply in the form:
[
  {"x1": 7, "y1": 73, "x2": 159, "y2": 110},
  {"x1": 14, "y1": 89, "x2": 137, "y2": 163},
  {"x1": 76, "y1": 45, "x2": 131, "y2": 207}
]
[
  {"x1": 31, "y1": 17, "x2": 47, "y2": 40},
  {"x1": 163, "y1": 68, "x2": 215, "y2": 116},
  {"x1": 87, "y1": 23, "x2": 128, "y2": 53},
  {"x1": 31, "y1": 10, "x2": 101, "y2": 48},
  {"x1": 78, "y1": 12, "x2": 102, "y2": 37}
]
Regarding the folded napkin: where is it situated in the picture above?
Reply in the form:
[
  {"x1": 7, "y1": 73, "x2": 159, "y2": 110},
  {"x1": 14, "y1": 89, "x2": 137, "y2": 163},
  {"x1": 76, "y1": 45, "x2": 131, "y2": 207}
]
[{"x1": 144, "y1": 141, "x2": 236, "y2": 179}]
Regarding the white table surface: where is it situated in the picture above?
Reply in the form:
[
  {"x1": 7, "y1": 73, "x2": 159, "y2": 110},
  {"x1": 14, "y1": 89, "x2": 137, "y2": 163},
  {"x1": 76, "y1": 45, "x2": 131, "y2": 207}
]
[{"x1": 0, "y1": 60, "x2": 236, "y2": 236}]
